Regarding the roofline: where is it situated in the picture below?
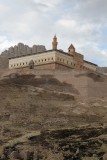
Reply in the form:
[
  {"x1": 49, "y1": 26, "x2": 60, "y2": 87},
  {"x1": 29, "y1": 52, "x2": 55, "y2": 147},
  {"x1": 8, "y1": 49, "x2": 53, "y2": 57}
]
[
  {"x1": 84, "y1": 60, "x2": 97, "y2": 66},
  {"x1": 56, "y1": 50, "x2": 73, "y2": 57},
  {"x1": 8, "y1": 49, "x2": 54, "y2": 59},
  {"x1": 8, "y1": 49, "x2": 73, "y2": 60}
]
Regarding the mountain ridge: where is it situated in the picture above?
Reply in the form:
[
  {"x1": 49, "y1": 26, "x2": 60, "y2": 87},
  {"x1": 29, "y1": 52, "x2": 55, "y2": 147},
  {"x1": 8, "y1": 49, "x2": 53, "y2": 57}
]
[{"x1": 0, "y1": 43, "x2": 46, "y2": 68}]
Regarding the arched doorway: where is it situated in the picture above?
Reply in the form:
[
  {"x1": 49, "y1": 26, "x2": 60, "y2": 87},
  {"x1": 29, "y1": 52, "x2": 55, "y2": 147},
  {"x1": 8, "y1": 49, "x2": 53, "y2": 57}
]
[{"x1": 29, "y1": 60, "x2": 34, "y2": 69}]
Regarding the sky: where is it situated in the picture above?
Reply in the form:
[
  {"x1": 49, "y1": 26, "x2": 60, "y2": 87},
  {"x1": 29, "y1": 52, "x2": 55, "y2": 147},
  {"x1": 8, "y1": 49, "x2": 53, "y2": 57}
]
[{"x1": 0, "y1": 0, "x2": 107, "y2": 66}]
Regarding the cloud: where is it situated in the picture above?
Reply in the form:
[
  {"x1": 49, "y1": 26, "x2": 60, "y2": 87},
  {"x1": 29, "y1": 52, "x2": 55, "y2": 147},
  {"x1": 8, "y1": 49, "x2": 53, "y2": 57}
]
[{"x1": 0, "y1": 0, "x2": 107, "y2": 66}]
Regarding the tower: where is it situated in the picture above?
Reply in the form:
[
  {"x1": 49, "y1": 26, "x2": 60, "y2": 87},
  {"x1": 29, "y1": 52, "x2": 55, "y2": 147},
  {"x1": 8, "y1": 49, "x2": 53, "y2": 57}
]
[
  {"x1": 52, "y1": 35, "x2": 58, "y2": 50},
  {"x1": 68, "y1": 44, "x2": 75, "y2": 56}
]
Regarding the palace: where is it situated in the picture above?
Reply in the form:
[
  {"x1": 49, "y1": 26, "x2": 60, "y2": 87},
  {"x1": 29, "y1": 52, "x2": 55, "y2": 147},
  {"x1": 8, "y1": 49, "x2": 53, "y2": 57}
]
[{"x1": 9, "y1": 35, "x2": 98, "y2": 71}]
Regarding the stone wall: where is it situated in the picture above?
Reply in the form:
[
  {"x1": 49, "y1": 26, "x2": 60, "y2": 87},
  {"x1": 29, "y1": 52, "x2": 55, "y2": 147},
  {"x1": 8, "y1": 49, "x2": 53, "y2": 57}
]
[
  {"x1": 9, "y1": 51, "x2": 56, "y2": 69},
  {"x1": 35, "y1": 63, "x2": 73, "y2": 70},
  {"x1": 9, "y1": 49, "x2": 98, "y2": 72},
  {"x1": 35, "y1": 63, "x2": 56, "y2": 70},
  {"x1": 84, "y1": 61, "x2": 97, "y2": 71},
  {"x1": 74, "y1": 52, "x2": 84, "y2": 63},
  {"x1": 34, "y1": 69, "x2": 107, "y2": 98}
]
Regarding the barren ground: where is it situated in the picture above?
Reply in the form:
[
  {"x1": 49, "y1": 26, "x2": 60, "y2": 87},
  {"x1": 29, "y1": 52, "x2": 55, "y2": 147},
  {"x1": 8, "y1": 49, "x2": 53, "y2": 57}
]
[{"x1": 0, "y1": 69, "x2": 107, "y2": 160}]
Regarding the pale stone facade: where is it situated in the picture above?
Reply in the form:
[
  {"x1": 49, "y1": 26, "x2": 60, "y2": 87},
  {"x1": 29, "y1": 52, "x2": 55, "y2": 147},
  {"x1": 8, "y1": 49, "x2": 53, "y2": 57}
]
[
  {"x1": 9, "y1": 50, "x2": 97, "y2": 71},
  {"x1": 9, "y1": 51, "x2": 56, "y2": 69},
  {"x1": 9, "y1": 36, "x2": 98, "y2": 71},
  {"x1": 84, "y1": 61, "x2": 97, "y2": 71}
]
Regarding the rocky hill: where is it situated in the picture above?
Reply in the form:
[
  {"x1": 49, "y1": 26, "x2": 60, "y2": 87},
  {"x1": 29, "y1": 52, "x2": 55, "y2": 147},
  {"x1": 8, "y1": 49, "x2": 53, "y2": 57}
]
[
  {"x1": 0, "y1": 69, "x2": 107, "y2": 160},
  {"x1": 0, "y1": 43, "x2": 46, "y2": 68}
]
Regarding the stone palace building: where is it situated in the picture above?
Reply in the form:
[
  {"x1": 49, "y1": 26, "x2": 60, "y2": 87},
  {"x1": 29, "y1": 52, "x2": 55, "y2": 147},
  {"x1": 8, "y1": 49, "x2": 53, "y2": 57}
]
[{"x1": 9, "y1": 35, "x2": 98, "y2": 71}]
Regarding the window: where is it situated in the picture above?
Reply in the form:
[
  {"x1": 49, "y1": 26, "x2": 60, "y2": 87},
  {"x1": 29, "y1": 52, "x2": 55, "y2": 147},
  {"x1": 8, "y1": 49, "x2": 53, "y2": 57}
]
[
  {"x1": 17, "y1": 64, "x2": 18, "y2": 66},
  {"x1": 11, "y1": 65, "x2": 13, "y2": 67},
  {"x1": 26, "y1": 62, "x2": 27, "y2": 64},
  {"x1": 42, "y1": 59, "x2": 43, "y2": 62},
  {"x1": 45, "y1": 59, "x2": 46, "y2": 61},
  {"x1": 38, "y1": 60, "x2": 40, "y2": 62},
  {"x1": 23, "y1": 63, "x2": 24, "y2": 65},
  {"x1": 20, "y1": 63, "x2": 21, "y2": 65},
  {"x1": 51, "y1": 57, "x2": 53, "y2": 60}
]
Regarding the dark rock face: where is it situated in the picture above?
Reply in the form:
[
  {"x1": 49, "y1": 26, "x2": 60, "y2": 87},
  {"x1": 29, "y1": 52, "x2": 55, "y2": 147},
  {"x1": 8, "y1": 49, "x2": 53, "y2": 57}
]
[{"x1": 0, "y1": 43, "x2": 46, "y2": 68}]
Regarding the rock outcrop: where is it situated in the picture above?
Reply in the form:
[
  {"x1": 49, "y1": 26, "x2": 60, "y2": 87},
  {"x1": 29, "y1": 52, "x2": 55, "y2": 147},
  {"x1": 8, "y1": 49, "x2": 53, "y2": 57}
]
[{"x1": 0, "y1": 43, "x2": 46, "y2": 68}]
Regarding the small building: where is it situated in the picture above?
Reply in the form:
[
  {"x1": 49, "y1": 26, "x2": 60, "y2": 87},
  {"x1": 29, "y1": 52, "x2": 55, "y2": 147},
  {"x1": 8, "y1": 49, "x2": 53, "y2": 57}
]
[{"x1": 9, "y1": 35, "x2": 98, "y2": 71}]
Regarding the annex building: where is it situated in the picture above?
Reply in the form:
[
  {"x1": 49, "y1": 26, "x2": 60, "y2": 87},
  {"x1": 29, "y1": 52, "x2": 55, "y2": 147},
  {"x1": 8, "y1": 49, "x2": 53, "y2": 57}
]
[{"x1": 9, "y1": 35, "x2": 98, "y2": 71}]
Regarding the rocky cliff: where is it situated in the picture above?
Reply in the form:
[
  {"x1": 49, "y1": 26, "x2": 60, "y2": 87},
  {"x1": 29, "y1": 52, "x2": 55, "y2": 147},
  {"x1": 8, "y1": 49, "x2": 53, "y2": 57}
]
[{"x1": 0, "y1": 43, "x2": 46, "y2": 68}]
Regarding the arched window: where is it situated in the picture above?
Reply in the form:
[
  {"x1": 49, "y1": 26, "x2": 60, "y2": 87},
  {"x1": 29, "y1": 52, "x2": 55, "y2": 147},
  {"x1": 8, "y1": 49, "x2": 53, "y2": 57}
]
[{"x1": 29, "y1": 60, "x2": 34, "y2": 69}]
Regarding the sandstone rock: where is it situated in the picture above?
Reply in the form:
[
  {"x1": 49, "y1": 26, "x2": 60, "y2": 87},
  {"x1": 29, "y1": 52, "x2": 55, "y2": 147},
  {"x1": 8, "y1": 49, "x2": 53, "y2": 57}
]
[
  {"x1": 9, "y1": 151, "x2": 19, "y2": 160},
  {"x1": 0, "y1": 56, "x2": 8, "y2": 68},
  {"x1": 33, "y1": 150, "x2": 38, "y2": 160},
  {"x1": 0, "y1": 154, "x2": 6, "y2": 159},
  {"x1": 103, "y1": 153, "x2": 107, "y2": 160},
  {"x1": 32, "y1": 45, "x2": 37, "y2": 53},
  {"x1": 19, "y1": 150, "x2": 33, "y2": 160}
]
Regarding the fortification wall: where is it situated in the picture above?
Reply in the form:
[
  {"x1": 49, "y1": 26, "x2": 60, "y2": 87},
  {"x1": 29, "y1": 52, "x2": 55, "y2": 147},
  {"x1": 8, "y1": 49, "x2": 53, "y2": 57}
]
[
  {"x1": 34, "y1": 70, "x2": 107, "y2": 98},
  {"x1": 3, "y1": 69, "x2": 106, "y2": 98}
]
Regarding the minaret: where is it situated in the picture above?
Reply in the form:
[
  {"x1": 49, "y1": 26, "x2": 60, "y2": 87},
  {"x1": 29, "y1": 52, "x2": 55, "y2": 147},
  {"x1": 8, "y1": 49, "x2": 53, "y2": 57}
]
[{"x1": 52, "y1": 35, "x2": 58, "y2": 50}]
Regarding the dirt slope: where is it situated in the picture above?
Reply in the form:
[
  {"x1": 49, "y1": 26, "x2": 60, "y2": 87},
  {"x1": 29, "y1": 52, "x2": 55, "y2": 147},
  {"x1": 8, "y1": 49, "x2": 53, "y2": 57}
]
[{"x1": 0, "y1": 69, "x2": 107, "y2": 159}]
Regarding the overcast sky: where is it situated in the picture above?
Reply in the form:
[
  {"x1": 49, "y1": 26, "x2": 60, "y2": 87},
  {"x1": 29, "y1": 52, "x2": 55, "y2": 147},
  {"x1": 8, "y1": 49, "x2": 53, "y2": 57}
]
[{"x1": 0, "y1": 0, "x2": 107, "y2": 66}]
